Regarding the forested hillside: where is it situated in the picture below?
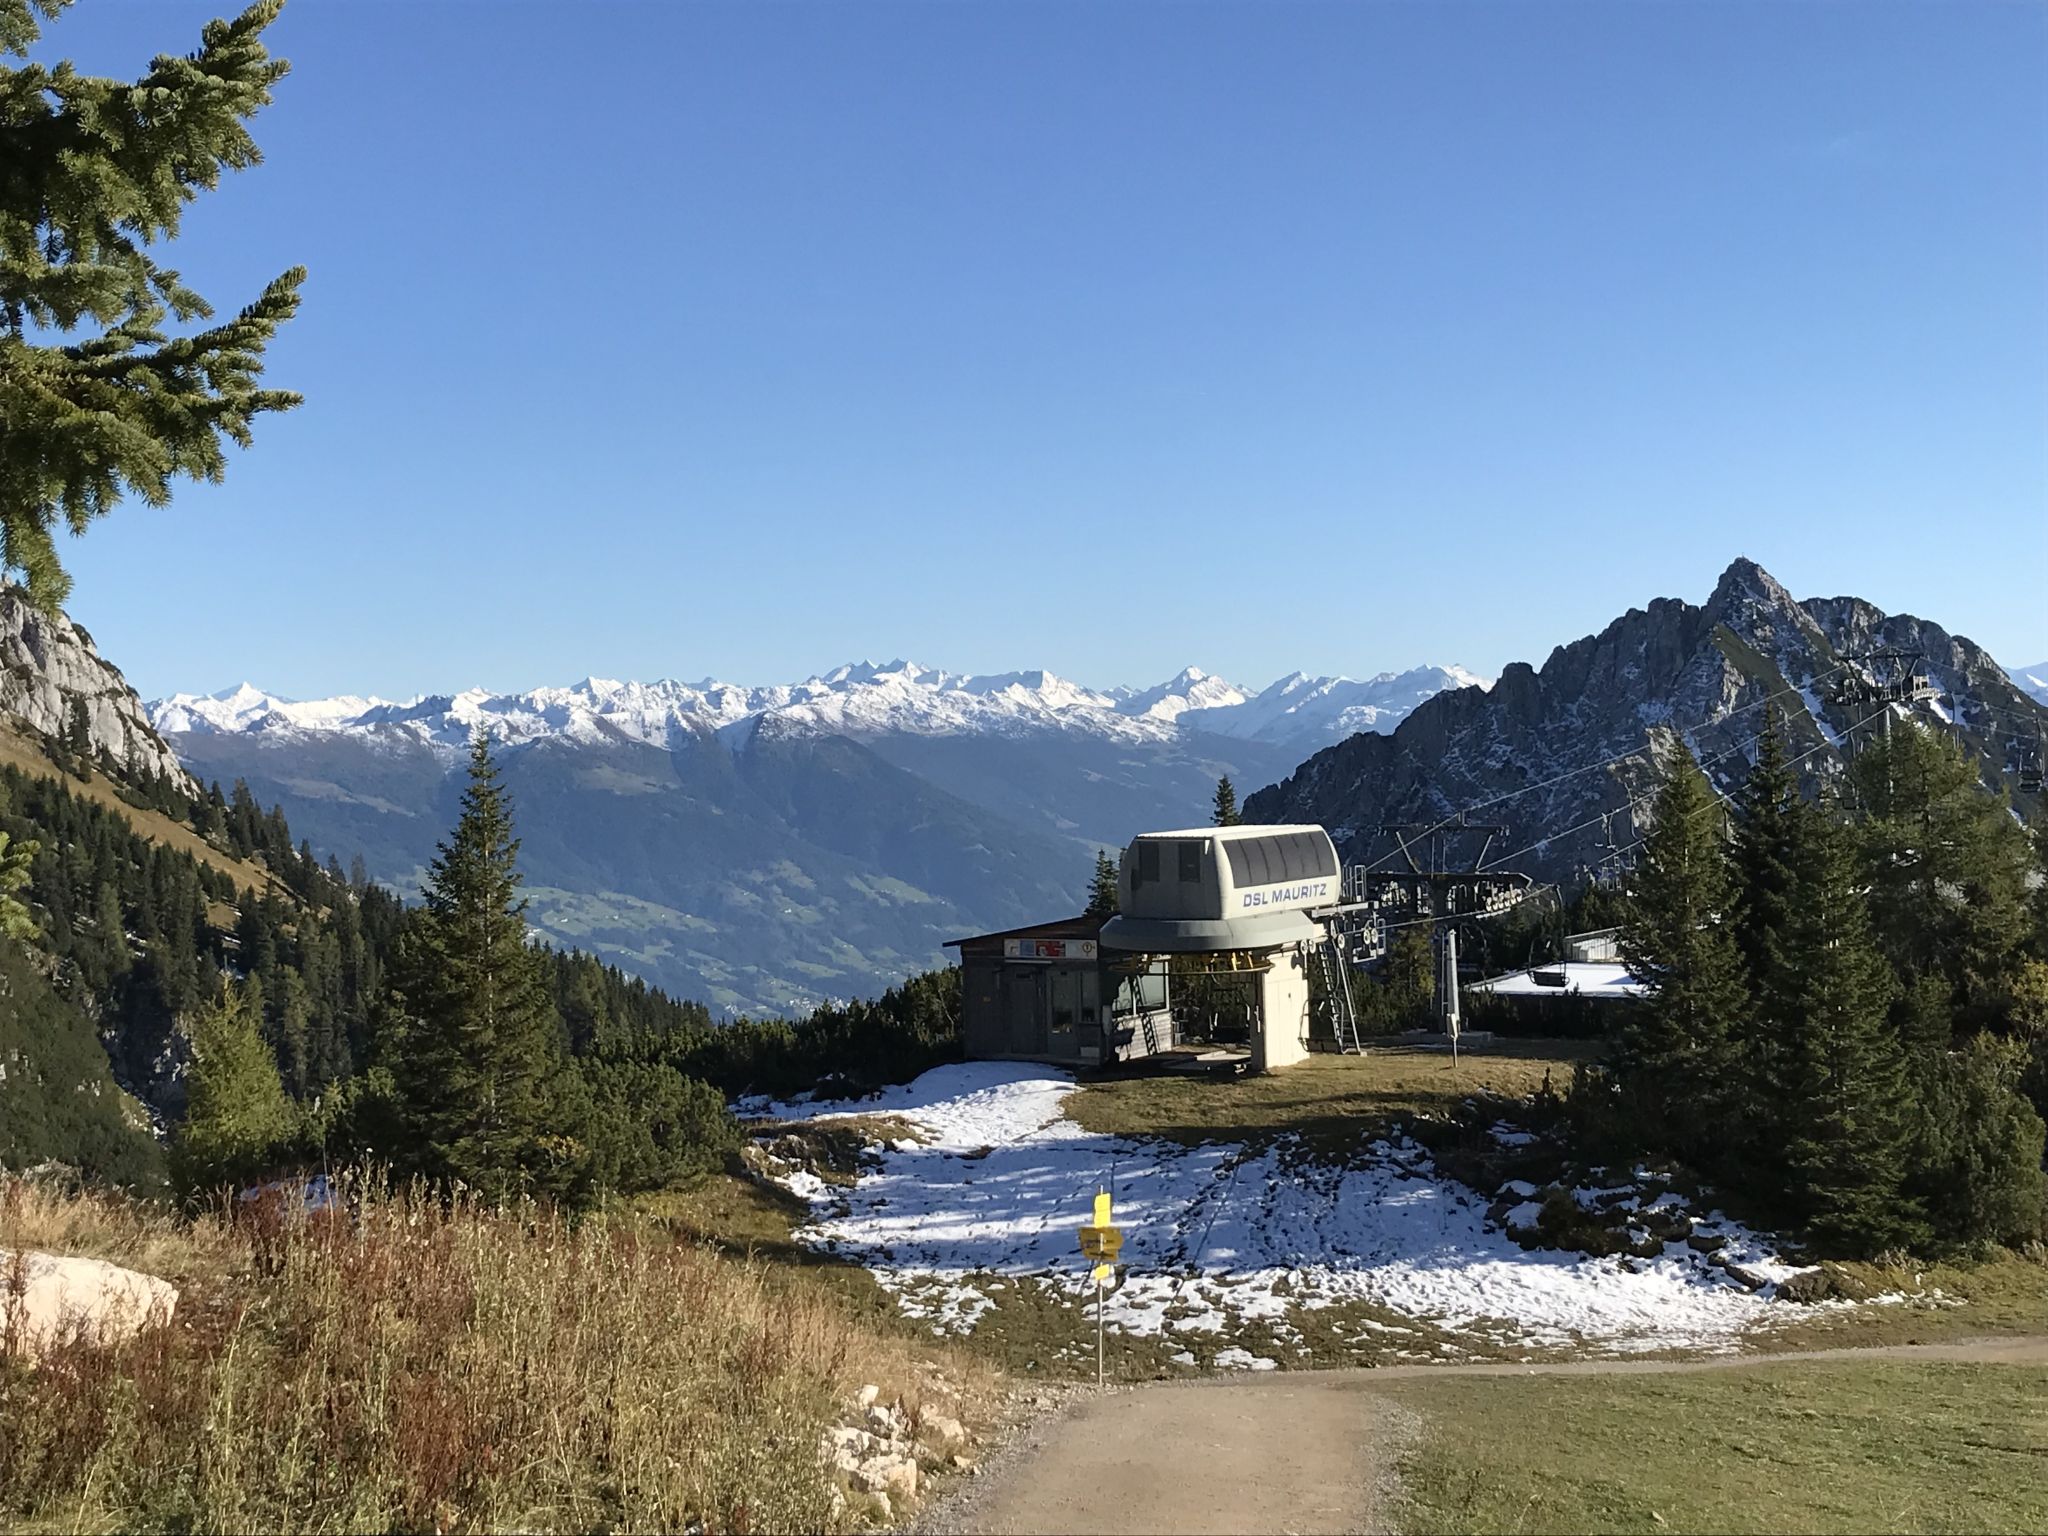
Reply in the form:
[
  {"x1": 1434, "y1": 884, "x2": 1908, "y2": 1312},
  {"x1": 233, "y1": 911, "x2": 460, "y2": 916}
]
[{"x1": 0, "y1": 708, "x2": 961, "y2": 1193}]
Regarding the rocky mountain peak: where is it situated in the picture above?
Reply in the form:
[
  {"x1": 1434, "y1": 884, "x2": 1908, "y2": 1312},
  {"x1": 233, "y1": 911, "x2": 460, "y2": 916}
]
[
  {"x1": 1246, "y1": 563, "x2": 2045, "y2": 881},
  {"x1": 0, "y1": 588, "x2": 197, "y2": 795}
]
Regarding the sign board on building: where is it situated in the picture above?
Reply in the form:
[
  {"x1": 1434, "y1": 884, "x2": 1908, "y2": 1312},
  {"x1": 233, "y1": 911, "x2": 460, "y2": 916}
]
[{"x1": 1004, "y1": 938, "x2": 1098, "y2": 961}]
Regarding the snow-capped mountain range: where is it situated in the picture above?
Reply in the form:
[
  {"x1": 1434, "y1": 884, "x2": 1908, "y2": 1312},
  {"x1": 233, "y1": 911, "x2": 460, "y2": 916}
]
[
  {"x1": 2011, "y1": 663, "x2": 2048, "y2": 707},
  {"x1": 148, "y1": 661, "x2": 1494, "y2": 754}
]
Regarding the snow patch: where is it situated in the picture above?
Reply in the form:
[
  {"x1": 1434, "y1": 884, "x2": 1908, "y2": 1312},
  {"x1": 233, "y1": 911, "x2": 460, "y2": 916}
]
[{"x1": 765, "y1": 1064, "x2": 1817, "y2": 1356}]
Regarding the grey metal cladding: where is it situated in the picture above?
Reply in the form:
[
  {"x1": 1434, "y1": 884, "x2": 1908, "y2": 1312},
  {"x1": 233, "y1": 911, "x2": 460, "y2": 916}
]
[{"x1": 1221, "y1": 831, "x2": 1336, "y2": 888}]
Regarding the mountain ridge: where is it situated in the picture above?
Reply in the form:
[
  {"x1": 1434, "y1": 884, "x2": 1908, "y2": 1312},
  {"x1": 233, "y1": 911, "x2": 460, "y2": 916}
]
[
  {"x1": 1245, "y1": 557, "x2": 2047, "y2": 883},
  {"x1": 147, "y1": 659, "x2": 1493, "y2": 755}
]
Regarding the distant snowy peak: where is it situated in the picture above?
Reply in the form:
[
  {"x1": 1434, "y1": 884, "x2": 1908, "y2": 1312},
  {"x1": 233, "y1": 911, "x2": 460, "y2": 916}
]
[
  {"x1": 150, "y1": 682, "x2": 391, "y2": 735},
  {"x1": 1113, "y1": 666, "x2": 1253, "y2": 724},
  {"x1": 2009, "y1": 663, "x2": 2048, "y2": 707},
  {"x1": 1181, "y1": 665, "x2": 1494, "y2": 746},
  {"x1": 147, "y1": 659, "x2": 1489, "y2": 753}
]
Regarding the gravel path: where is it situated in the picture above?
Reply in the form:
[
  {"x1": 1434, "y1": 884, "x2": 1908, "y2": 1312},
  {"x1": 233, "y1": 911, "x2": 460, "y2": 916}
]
[{"x1": 922, "y1": 1336, "x2": 2048, "y2": 1536}]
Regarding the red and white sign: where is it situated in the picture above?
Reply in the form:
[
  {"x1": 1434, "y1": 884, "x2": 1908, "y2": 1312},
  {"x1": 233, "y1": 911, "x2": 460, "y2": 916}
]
[{"x1": 1004, "y1": 938, "x2": 1098, "y2": 961}]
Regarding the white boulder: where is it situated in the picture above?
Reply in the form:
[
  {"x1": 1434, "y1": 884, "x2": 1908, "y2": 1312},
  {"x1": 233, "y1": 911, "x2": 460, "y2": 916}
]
[{"x1": 1, "y1": 1249, "x2": 178, "y2": 1360}]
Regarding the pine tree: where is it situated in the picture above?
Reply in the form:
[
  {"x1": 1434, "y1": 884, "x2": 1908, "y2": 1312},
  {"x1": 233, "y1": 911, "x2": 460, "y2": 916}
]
[
  {"x1": 1614, "y1": 738, "x2": 1748, "y2": 1164},
  {"x1": 173, "y1": 979, "x2": 295, "y2": 1191},
  {"x1": 390, "y1": 731, "x2": 579, "y2": 1201},
  {"x1": 1776, "y1": 811, "x2": 1924, "y2": 1255},
  {"x1": 0, "y1": 0, "x2": 303, "y2": 608},
  {"x1": 1382, "y1": 927, "x2": 1436, "y2": 1028},
  {"x1": 91, "y1": 878, "x2": 127, "y2": 976},
  {"x1": 1726, "y1": 710, "x2": 1805, "y2": 1167},
  {"x1": 1213, "y1": 776, "x2": 1240, "y2": 827},
  {"x1": 0, "y1": 827, "x2": 37, "y2": 940},
  {"x1": 63, "y1": 695, "x2": 92, "y2": 762},
  {"x1": 1909, "y1": 1035, "x2": 2046, "y2": 1249},
  {"x1": 1085, "y1": 849, "x2": 1120, "y2": 917},
  {"x1": 1853, "y1": 724, "x2": 2035, "y2": 1025}
]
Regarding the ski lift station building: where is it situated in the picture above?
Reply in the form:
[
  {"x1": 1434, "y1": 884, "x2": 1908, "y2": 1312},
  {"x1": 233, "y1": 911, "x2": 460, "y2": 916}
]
[{"x1": 947, "y1": 824, "x2": 1342, "y2": 1073}]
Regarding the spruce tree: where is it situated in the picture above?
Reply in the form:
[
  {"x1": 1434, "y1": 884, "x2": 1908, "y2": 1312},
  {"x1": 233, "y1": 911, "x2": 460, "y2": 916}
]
[
  {"x1": 1085, "y1": 849, "x2": 1120, "y2": 917},
  {"x1": 1383, "y1": 927, "x2": 1436, "y2": 1028},
  {"x1": 1853, "y1": 724, "x2": 2035, "y2": 1025},
  {"x1": 390, "y1": 731, "x2": 578, "y2": 1201},
  {"x1": 0, "y1": 0, "x2": 303, "y2": 607},
  {"x1": 173, "y1": 979, "x2": 294, "y2": 1191},
  {"x1": 1777, "y1": 811, "x2": 1924, "y2": 1255},
  {"x1": 1615, "y1": 738, "x2": 1748, "y2": 1165},
  {"x1": 0, "y1": 826, "x2": 36, "y2": 940},
  {"x1": 1213, "y1": 776, "x2": 1240, "y2": 827},
  {"x1": 1726, "y1": 710, "x2": 1804, "y2": 1169}
]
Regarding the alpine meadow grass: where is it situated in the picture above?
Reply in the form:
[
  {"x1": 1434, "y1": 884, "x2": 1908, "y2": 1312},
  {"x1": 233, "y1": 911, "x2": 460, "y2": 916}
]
[{"x1": 1, "y1": 1172, "x2": 981, "y2": 1534}]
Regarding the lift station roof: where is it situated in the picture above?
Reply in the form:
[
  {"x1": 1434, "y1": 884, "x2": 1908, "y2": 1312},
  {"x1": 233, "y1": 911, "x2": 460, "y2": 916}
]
[{"x1": 1099, "y1": 824, "x2": 1339, "y2": 953}]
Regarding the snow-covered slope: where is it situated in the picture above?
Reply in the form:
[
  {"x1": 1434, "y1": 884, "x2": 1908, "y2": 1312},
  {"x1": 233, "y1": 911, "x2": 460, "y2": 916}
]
[
  {"x1": 760, "y1": 1062, "x2": 1829, "y2": 1360},
  {"x1": 148, "y1": 659, "x2": 1490, "y2": 754},
  {"x1": 2009, "y1": 663, "x2": 2048, "y2": 707},
  {"x1": 1181, "y1": 666, "x2": 1492, "y2": 748}
]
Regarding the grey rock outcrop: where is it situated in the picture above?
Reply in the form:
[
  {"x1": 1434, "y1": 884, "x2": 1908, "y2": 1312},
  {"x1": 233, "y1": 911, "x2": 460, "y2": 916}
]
[
  {"x1": 0, "y1": 587, "x2": 196, "y2": 796},
  {"x1": 1246, "y1": 558, "x2": 2046, "y2": 883}
]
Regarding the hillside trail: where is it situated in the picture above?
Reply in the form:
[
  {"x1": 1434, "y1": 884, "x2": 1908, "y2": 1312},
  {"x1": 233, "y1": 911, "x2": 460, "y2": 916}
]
[{"x1": 922, "y1": 1336, "x2": 2048, "y2": 1536}]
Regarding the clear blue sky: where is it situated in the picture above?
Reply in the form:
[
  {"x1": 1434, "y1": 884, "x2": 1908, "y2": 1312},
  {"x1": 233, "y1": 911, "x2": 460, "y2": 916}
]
[{"x1": 40, "y1": 0, "x2": 2048, "y2": 701}]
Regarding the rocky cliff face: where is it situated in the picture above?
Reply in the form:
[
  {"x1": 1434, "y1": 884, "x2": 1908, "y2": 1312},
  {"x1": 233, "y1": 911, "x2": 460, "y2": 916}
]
[
  {"x1": 0, "y1": 587, "x2": 197, "y2": 796},
  {"x1": 1246, "y1": 559, "x2": 2047, "y2": 883}
]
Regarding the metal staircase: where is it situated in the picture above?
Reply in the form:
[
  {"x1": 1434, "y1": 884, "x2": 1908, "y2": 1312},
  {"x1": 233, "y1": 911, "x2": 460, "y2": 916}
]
[{"x1": 1315, "y1": 929, "x2": 1365, "y2": 1054}]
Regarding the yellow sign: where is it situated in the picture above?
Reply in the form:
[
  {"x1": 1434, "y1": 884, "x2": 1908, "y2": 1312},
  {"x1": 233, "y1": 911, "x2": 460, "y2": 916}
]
[
  {"x1": 1079, "y1": 1189, "x2": 1123, "y2": 1265},
  {"x1": 1078, "y1": 1225, "x2": 1123, "y2": 1262},
  {"x1": 1092, "y1": 1262, "x2": 1113, "y2": 1282}
]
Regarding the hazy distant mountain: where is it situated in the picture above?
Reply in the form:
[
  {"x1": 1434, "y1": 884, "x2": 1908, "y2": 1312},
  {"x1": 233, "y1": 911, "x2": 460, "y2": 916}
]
[
  {"x1": 1248, "y1": 559, "x2": 2047, "y2": 883},
  {"x1": 2009, "y1": 663, "x2": 2048, "y2": 707},
  {"x1": 151, "y1": 659, "x2": 1482, "y2": 1012},
  {"x1": 152, "y1": 659, "x2": 1488, "y2": 752}
]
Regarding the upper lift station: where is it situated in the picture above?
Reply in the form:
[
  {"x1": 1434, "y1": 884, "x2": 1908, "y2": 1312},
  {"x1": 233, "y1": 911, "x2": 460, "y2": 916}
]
[{"x1": 948, "y1": 824, "x2": 1363, "y2": 1074}]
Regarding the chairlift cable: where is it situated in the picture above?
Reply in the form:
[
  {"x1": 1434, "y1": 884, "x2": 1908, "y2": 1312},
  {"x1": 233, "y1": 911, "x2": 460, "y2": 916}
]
[{"x1": 1353, "y1": 663, "x2": 1853, "y2": 873}]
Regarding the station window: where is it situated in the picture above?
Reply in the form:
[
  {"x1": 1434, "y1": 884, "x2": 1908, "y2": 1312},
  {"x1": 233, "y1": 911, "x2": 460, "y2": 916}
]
[
  {"x1": 1137, "y1": 842, "x2": 1160, "y2": 886},
  {"x1": 1177, "y1": 840, "x2": 1203, "y2": 883}
]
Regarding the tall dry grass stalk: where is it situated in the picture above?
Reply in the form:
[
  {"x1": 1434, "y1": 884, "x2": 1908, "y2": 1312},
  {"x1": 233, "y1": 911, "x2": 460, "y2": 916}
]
[{"x1": 1, "y1": 1171, "x2": 969, "y2": 1534}]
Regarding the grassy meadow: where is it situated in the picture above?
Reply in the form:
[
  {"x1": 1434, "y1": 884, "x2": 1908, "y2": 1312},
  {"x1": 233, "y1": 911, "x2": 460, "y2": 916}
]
[
  {"x1": 0, "y1": 1174, "x2": 994, "y2": 1535},
  {"x1": 1384, "y1": 1358, "x2": 2048, "y2": 1535},
  {"x1": 1066, "y1": 1040, "x2": 1596, "y2": 1149}
]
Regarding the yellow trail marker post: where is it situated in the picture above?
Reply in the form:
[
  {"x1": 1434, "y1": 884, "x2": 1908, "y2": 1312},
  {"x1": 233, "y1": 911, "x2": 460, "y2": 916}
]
[{"x1": 1077, "y1": 1188, "x2": 1122, "y2": 1389}]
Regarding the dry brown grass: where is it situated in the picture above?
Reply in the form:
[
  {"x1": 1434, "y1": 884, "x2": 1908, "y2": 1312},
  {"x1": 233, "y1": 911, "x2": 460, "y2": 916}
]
[
  {"x1": 1069, "y1": 1040, "x2": 1595, "y2": 1149},
  {"x1": 0, "y1": 1172, "x2": 995, "y2": 1534}
]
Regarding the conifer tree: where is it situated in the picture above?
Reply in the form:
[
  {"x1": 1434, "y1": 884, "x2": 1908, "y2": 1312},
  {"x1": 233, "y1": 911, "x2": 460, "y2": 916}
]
[
  {"x1": 0, "y1": 0, "x2": 303, "y2": 607},
  {"x1": 1383, "y1": 927, "x2": 1436, "y2": 1027},
  {"x1": 173, "y1": 979, "x2": 294, "y2": 1191},
  {"x1": 1212, "y1": 776, "x2": 1240, "y2": 827},
  {"x1": 1776, "y1": 811, "x2": 1923, "y2": 1254},
  {"x1": 0, "y1": 826, "x2": 37, "y2": 940},
  {"x1": 1085, "y1": 849, "x2": 1120, "y2": 917},
  {"x1": 390, "y1": 731, "x2": 578, "y2": 1201},
  {"x1": 1726, "y1": 710, "x2": 1805, "y2": 1165},
  {"x1": 1852, "y1": 725, "x2": 2035, "y2": 1025},
  {"x1": 1615, "y1": 738, "x2": 1747, "y2": 1163}
]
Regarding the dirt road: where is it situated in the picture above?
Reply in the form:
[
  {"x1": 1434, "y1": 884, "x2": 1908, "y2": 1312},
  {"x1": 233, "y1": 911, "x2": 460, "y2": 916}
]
[{"x1": 925, "y1": 1337, "x2": 2048, "y2": 1536}]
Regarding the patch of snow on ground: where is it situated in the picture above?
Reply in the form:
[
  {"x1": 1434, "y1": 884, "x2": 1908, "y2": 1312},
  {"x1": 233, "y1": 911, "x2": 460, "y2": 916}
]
[
  {"x1": 767, "y1": 1063, "x2": 1809, "y2": 1355},
  {"x1": 1214, "y1": 1347, "x2": 1280, "y2": 1371}
]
